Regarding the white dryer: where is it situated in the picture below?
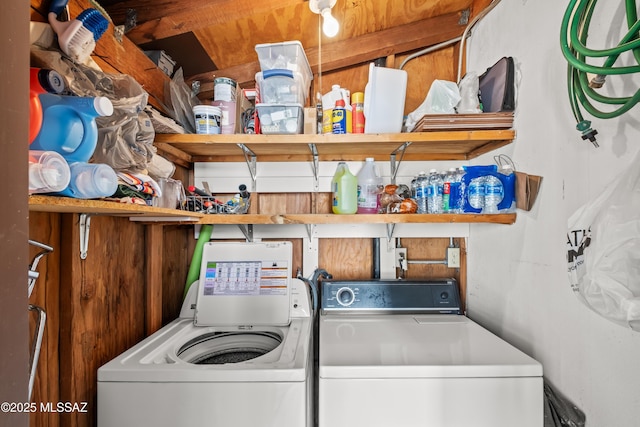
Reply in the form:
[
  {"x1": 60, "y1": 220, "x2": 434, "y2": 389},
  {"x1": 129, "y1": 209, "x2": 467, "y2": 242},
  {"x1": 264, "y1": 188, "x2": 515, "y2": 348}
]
[
  {"x1": 319, "y1": 279, "x2": 543, "y2": 427},
  {"x1": 98, "y1": 241, "x2": 313, "y2": 427}
]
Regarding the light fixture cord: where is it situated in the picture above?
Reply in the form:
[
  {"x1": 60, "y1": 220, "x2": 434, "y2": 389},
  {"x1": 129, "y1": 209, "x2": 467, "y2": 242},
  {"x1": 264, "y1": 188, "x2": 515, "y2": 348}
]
[{"x1": 318, "y1": 12, "x2": 323, "y2": 94}]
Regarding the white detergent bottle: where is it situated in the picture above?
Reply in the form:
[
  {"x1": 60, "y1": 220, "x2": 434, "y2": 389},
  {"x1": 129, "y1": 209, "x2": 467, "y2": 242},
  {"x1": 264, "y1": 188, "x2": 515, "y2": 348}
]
[{"x1": 357, "y1": 157, "x2": 382, "y2": 214}]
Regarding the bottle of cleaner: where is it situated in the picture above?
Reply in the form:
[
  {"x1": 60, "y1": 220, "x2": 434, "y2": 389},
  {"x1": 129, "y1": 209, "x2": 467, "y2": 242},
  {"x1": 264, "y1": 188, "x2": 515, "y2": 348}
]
[
  {"x1": 332, "y1": 162, "x2": 357, "y2": 214},
  {"x1": 332, "y1": 99, "x2": 347, "y2": 134},
  {"x1": 30, "y1": 93, "x2": 114, "y2": 163},
  {"x1": 357, "y1": 157, "x2": 382, "y2": 214}
]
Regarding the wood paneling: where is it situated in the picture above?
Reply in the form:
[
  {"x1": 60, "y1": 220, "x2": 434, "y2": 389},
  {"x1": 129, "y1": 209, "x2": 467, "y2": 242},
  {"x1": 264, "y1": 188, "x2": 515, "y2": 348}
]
[
  {"x1": 58, "y1": 215, "x2": 147, "y2": 427},
  {"x1": 29, "y1": 213, "x2": 62, "y2": 427}
]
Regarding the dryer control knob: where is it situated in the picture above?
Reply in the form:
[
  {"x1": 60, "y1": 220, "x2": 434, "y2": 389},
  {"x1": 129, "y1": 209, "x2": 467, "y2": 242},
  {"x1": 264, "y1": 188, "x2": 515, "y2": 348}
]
[{"x1": 336, "y1": 287, "x2": 355, "y2": 307}]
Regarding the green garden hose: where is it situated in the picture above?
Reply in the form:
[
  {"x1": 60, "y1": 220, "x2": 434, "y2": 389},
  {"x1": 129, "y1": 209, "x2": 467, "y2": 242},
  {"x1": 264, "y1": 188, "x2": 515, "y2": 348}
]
[
  {"x1": 183, "y1": 224, "x2": 214, "y2": 300},
  {"x1": 560, "y1": 0, "x2": 640, "y2": 146}
]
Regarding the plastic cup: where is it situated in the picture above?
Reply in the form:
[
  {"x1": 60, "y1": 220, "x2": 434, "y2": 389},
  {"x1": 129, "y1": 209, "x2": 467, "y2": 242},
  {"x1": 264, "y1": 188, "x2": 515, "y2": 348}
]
[{"x1": 29, "y1": 150, "x2": 71, "y2": 194}]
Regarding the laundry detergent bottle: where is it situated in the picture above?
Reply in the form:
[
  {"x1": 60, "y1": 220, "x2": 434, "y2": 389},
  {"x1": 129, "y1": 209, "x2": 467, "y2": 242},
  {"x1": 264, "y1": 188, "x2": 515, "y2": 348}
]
[
  {"x1": 30, "y1": 93, "x2": 114, "y2": 163},
  {"x1": 332, "y1": 162, "x2": 357, "y2": 214},
  {"x1": 30, "y1": 67, "x2": 66, "y2": 144}
]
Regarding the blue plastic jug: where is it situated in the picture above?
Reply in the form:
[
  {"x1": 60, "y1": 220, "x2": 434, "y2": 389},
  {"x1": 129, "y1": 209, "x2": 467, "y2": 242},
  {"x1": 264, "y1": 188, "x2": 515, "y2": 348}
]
[{"x1": 30, "y1": 93, "x2": 113, "y2": 163}]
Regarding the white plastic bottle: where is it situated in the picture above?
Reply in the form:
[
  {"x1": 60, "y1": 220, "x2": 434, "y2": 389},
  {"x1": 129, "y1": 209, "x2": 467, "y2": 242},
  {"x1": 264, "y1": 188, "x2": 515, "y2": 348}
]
[
  {"x1": 414, "y1": 171, "x2": 429, "y2": 214},
  {"x1": 454, "y1": 167, "x2": 466, "y2": 213},
  {"x1": 357, "y1": 158, "x2": 382, "y2": 214},
  {"x1": 467, "y1": 176, "x2": 485, "y2": 211},
  {"x1": 499, "y1": 164, "x2": 516, "y2": 213},
  {"x1": 427, "y1": 169, "x2": 444, "y2": 214},
  {"x1": 483, "y1": 174, "x2": 504, "y2": 214},
  {"x1": 442, "y1": 168, "x2": 457, "y2": 213}
]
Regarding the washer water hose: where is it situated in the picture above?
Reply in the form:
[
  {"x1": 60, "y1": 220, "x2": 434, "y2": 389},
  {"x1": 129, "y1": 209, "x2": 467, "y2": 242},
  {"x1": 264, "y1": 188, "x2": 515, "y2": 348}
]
[
  {"x1": 183, "y1": 224, "x2": 214, "y2": 300},
  {"x1": 560, "y1": 0, "x2": 640, "y2": 147}
]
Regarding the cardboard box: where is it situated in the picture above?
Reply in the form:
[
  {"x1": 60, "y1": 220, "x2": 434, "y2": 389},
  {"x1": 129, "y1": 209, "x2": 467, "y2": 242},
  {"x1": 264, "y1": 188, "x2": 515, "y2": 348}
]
[
  {"x1": 303, "y1": 107, "x2": 317, "y2": 134},
  {"x1": 235, "y1": 86, "x2": 254, "y2": 133}
]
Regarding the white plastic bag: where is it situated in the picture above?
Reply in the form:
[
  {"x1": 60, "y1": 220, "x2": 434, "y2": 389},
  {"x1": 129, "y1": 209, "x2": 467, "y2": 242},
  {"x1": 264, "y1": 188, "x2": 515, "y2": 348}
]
[
  {"x1": 456, "y1": 72, "x2": 482, "y2": 114},
  {"x1": 566, "y1": 151, "x2": 640, "y2": 331},
  {"x1": 404, "y1": 80, "x2": 461, "y2": 131}
]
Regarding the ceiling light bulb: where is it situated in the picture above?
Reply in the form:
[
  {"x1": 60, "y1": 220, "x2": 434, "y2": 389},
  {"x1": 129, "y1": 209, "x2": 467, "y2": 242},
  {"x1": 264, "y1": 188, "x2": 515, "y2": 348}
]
[{"x1": 321, "y1": 8, "x2": 339, "y2": 37}]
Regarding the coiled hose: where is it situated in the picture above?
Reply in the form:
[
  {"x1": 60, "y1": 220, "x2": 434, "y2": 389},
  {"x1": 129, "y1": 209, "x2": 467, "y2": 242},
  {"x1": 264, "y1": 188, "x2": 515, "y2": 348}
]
[{"x1": 560, "y1": 0, "x2": 640, "y2": 146}]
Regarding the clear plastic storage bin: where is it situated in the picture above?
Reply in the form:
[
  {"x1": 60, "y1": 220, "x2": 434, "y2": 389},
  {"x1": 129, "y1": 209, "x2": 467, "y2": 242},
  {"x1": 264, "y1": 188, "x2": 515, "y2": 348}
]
[
  {"x1": 256, "y1": 69, "x2": 308, "y2": 105},
  {"x1": 255, "y1": 103, "x2": 303, "y2": 134},
  {"x1": 255, "y1": 41, "x2": 312, "y2": 92}
]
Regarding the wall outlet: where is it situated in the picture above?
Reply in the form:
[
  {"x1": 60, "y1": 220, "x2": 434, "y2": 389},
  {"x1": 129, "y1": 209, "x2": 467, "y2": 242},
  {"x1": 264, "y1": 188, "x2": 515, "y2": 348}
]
[{"x1": 447, "y1": 247, "x2": 460, "y2": 268}]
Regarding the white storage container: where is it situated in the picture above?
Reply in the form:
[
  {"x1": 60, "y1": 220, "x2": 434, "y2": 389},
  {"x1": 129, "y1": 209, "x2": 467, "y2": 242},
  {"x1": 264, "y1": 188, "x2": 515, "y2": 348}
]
[
  {"x1": 255, "y1": 103, "x2": 304, "y2": 134},
  {"x1": 256, "y1": 69, "x2": 308, "y2": 105},
  {"x1": 255, "y1": 41, "x2": 312, "y2": 93}
]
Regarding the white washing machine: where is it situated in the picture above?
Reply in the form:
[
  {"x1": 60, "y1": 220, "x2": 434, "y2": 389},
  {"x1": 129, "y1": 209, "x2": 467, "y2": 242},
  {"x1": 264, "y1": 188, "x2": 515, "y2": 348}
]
[
  {"x1": 98, "y1": 241, "x2": 313, "y2": 427},
  {"x1": 319, "y1": 279, "x2": 543, "y2": 427}
]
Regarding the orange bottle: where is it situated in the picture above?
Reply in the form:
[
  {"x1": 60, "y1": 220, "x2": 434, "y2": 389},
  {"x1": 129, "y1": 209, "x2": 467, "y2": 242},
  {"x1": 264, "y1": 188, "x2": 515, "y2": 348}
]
[{"x1": 351, "y1": 91, "x2": 365, "y2": 133}]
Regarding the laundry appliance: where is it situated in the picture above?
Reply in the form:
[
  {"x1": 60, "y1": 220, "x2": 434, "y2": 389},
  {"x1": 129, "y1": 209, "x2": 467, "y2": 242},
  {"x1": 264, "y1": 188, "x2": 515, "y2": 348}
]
[
  {"x1": 318, "y1": 279, "x2": 543, "y2": 427},
  {"x1": 98, "y1": 241, "x2": 313, "y2": 427}
]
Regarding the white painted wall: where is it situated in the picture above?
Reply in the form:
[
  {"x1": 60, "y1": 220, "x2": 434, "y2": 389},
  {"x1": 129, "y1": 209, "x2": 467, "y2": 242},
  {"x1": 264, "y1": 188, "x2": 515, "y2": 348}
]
[{"x1": 466, "y1": 1, "x2": 640, "y2": 425}]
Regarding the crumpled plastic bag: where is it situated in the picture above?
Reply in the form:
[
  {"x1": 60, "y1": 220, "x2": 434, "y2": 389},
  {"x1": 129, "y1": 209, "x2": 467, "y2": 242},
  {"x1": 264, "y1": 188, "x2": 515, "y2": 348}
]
[
  {"x1": 566, "y1": 150, "x2": 640, "y2": 331},
  {"x1": 404, "y1": 80, "x2": 461, "y2": 131},
  {"x1": 543, "y1": 382, "x2": 585, "y2": 427},
  {"x1": 30, "y1": 48, "x2": 155, "y2": 173},
  {"x1": 165, "y1": 67, "x2": 197, "y2": 133},
  {"x1": 456, "y1": 72, "x2": 482, "y2": 113}
]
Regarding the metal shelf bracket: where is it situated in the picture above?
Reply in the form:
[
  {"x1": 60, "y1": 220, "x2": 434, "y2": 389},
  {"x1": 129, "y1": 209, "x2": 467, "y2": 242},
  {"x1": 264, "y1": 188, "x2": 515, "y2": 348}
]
[
  {"x1": 308, "y1": 143, "x2": 319, "y2": 191},
  {"x1": 237, "y1": 224, "x2": 254, "y2": 242},
  {"x1": 79, "y1": 214, "x2": 92, "y2": 259},
  {"x1": 390, "y1": 141, "x2": 411, "y2": 184},
  {"x1": 238, "y1": 143, "x2": 257, "y2": 191},
  {"x1": 386, "y1": 223, "x2": 396, "y2": 242}
]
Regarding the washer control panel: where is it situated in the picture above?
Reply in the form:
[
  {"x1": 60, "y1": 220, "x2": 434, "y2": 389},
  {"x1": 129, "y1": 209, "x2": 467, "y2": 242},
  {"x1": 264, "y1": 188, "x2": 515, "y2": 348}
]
[{"x1": 320, "y1": 279, "x2": 461, "y2": 314}]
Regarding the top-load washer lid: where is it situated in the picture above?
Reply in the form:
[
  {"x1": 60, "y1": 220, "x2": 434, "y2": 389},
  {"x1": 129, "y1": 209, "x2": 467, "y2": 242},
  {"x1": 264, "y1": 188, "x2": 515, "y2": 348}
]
[
  {"x1": 195, "y1": 241, "x2": 292, "y2": 327},
  {"x1": 319, "y1": 314, "x2": 543, "y2": 379}
]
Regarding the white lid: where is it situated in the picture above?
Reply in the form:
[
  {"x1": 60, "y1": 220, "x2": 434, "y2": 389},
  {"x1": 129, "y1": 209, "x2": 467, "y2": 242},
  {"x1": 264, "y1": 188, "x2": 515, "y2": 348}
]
[
  {"x1": 195, "y1": 242, "x2": 293, "y2": 327},
  {"x1": 319, "y1": 314, "x2": 543, "y2": 379},
  {"x1": 193, "y1": 104, "x2": 221, "y2": 114},
  {"x1": 94, "y1": 97, "x2": 114, "y2": 117}
]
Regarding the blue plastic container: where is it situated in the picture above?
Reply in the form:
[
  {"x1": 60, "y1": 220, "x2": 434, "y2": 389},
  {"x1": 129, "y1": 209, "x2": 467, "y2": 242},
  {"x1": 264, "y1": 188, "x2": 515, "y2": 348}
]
[
  {"x1": 55, "y1": 162, "x2": 118, "y2": 199},
  {"x1": 461, "y1": 165, "x2": 515, "y2": 213},
  {"x1": 31, "y1": 93, "x2": 113, "y2": 163}
]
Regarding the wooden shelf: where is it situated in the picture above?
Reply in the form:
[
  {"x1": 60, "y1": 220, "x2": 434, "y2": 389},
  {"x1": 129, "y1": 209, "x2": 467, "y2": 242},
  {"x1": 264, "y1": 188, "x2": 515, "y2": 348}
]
[
  {"x1": 28, "y1": 195, "x2": 203, "y2": 221},
  {"x1": 197, "y1": 213, "x2": 516, "y2": 225},
  {"x1": 30, "y1": 129, "x2": 517, "y2": 225},
  {"x1": 153, "y1": 129, "x2": 516, "y2": 163},
  {"x1": 28, "y1": 196, "x2": 515, "y2": 225}
]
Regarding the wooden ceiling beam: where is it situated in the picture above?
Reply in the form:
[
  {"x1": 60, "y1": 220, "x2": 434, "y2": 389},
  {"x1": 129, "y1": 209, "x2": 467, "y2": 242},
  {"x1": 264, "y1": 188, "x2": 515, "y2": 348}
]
[
  {"x1": 188, "y1": 10, "x2": 468, "y2": 94},
  {"x1": 117, "y1": 0, "x2": 304, "y2": 44}
]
